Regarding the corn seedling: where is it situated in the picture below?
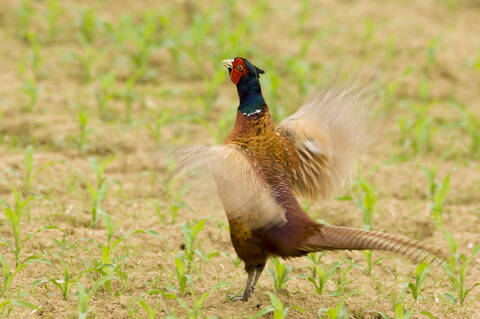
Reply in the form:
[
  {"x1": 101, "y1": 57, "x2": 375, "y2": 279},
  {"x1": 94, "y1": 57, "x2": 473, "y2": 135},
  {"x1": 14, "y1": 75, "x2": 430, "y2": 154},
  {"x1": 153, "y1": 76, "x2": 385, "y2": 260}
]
[
  {"x1": 330, "y1": 260, "x2": 355, "y2": 297},
  {"x1": 182, "y1": 11, "x2": 215, "y2": 78},
  {"x1": 22, "y1": 77, "x2": 40, "y2": 112},
  {"x1": 77, "y1": 275, "x2": 113, "y2": 319},
  {"x1": 129, "y1": 12, "x2": 158, "y2": 79},
  {"x1": 22, "y1": 145, "x2": 57, "y2": 198},
  {"x1": 66, "y1": 45, "x2": 97, "y2": 82},
  {"x1": 362, "y1": 18, "x2": 376, "y2": 51},
  {"x1": 377, "y1": 308, "x2": 437, "y2": 319},
  {"x1": 146, "y1": 107, "x2": 175, "y2": 144},
  {"x1": 471, "y1": 47, "x2": 480, "y2": 78},
  {"x1": 121, "y1": 82, "x2": 135, "y2": 125},
  {"x1": 201, "y1": 68, "x2": 225, "y2": 117},
  {"x1": 95, "y1": 71, "x2": 117, "y2": 121},
  {"x1": 421, "y1": 166, "x2": 450, "y2": 225},
  {"x1": 0, "y1": 191, "x2": 54, "y2": 302},
  {"x1": 0, "y1": 104, "x2": 3, "y2": 131},
  {"x1": 176, "y1": 282, "x2": 229, "y2": 319},
  {"x1": 352, "y1": 178, "x2": 376, "y2": 231},
  {"x1": 296, "y1": 0, "x2": 313, "y2": 34},
  {"x1": 156, "y1": 194, "x2": 192, "y2": 227},
  {"x1": 85, "y1": 157, "x2": 114, "y2": 227},
  {"x1": 25, "y1": 31, "x2": 44, "y2": 77},
  {"x1": 181, "y1": 219, "x2": 206, "y2": 267},
  {"x1": 16, "y1": 0, "x2": 34, "y2": 39},
  {"x1": 377, "y1": 303, "x2": 414, "y2": 319},
  {"x1": 138, "y1": 298, "x2": 158, "y2": 319},
  {"x1": 93, "y1": 211, "x2": 162, "y2": 295},
  {"x1": 221, "y1": 252, "x2": 242, "y2": 268},
  {"x1": 214, "y1": 217, "x2": 227, "y2": 238},
  {"x1": 127, "y1": 295, "x2": 163, "y2": 319},
  {"x1": 430, "y1": 173, "x2": 450, "y2": 224},
  {"x1": 2, "y1": 145, "x2": 56, "y2": 206},
  {"x1": 348, "y1": 177, "x2": 377, "y2": 275},
  {"x1": 45, "y1": 254, "x2": 91, "y2": 300},
  {"x1": 158, "y1": 163, "x2": 194, "y2": 225},
  {"x1": 152, "y1": 200, "x2": 166, "y2": 223},
  {"x1": 46, "y1": 0, "x2": 62, "y2": 42},
  {"x1": 121, "y1": 77, "x2": 143, "y2": 125},
  {"x1": 174, "y1": 253, "x2": 191, "y2": 295},
  {"x1": 407, "y1": 261, "x2": 431, "y2": 301},
  {"x1": 440, "y1": 0, "x2": 459, "y2": 9},
  {"x1": 425, "y1": 37, "x2": 441, "y2": 71},
  {"x1": 194, "y1": 249, "x2": 219, "y2": 265},
  {"x1": 195, "y1": 105, "x2": 236, "y2": 143},
  {"x1": 0, "y1": 188, "x2": 34, "y2": 266},
  {"x1": 451, "y1": 100, "x2": 480, "y2": 156},
  {"x1": 283, "y1": 56, "x2": 314, "y2": 96},
  {"x1": 442, "y1": 230, "x2": 480, "y2": 306},
  {"x1": 417, "y1": 77, "x2": 431, "y2": 102},
  {"x1": 257, "y1": 292, "x2": 289, "y2": 319},
  {"x1": 0, "y1": 297, "x2": 41, "y2": 318},
  {"x1": 398, "y1": 103, "x2": 436, "y2": 155},
  {"x1": 394, "y1": 303, "x2": 413, "y2": 319},
  {"x1": 267, "y1": 257, "x2": 293, "y2": 292},
  {"x1": 87, "y1": 219, "x2": 162, "y2": 295},
  {"x1": 0, "y1": 253, "x2": 50, "y2": 298},
  {"x1": 98, "y1": 209, "x2": 118, "y2": 294},
  {"x1": 307, "y1": 260, "x2": 342, "y2": 295},
  {"x1": 77, "y1": 108, "x2": 93, "y2": 153},
  {"x1": 217, "y1": 107, "x2": 238, "y2": 142},
  {"x1": 18, "y1": 145, "x2": 55, "y2": 221},
  {"x1": 421, "y1": 166, "x2": 438, "y2": 200},
  {"x1": 318, "y1": 295, "x2": 350, "y2": 319},
  {"x1": 261, "y1": 69, "x2": 282, "y2": 121},
  {"x1": 379, "y1": 66, "x2": 414, "y2": 115},
  {"x1": 77, "y1": 283, "x2": 89, "y2": 319},
  {"x1": 22, "y1": 145, "x2": 36, "y2": 198},
  {"x1": 78, "y1": 9, "x2": 99, "y2": 44},
  {"x1": 305, "y1": 252, "x2": 328, "y2": 283},
  {"x1": 51, "y1": 229, "x2": 77, "y2": 251}
]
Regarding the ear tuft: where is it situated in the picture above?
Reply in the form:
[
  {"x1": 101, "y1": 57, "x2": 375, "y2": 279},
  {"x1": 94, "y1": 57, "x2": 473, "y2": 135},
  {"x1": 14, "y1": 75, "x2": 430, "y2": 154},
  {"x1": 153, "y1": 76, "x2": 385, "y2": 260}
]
[{"x1": 255, "y1": 66, "x2": 265, "y2": 75}]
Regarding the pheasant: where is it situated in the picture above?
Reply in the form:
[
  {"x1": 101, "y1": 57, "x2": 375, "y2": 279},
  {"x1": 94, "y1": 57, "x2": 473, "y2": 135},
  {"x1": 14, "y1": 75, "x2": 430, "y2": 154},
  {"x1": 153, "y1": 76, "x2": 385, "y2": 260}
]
[{"x1": 178, "y1": 57, "x2": 444, "y2": 301}]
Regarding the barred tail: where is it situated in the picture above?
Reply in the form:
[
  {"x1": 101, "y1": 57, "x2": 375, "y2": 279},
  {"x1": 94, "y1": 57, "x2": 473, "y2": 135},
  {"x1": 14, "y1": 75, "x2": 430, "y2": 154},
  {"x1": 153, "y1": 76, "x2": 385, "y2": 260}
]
[{"x1": 300, "y1": 226, "x2": 446, "y2": 264}]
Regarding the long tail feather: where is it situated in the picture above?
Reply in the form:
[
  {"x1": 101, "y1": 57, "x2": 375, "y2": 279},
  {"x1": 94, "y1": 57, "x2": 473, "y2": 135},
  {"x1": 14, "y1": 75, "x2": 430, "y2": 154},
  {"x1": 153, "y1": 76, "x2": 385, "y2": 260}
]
[{"x1": 300, "y1": 226, "x2": 446, "y2": 264}]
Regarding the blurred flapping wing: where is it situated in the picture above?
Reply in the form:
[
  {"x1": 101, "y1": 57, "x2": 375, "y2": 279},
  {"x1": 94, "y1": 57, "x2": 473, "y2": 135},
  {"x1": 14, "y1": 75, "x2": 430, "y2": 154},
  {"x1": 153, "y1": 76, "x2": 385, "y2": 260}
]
[
  {"x1": 276, "y1": 85, "x2": 370, "y2": 202},
  {"x1": 176, "y1": 145, "x2": 286, "y2": 230}
]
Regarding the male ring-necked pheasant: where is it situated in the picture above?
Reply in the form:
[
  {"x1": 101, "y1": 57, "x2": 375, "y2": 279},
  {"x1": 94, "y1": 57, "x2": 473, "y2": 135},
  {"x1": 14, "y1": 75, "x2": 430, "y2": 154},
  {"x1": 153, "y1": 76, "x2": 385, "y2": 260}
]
[{"x1": 178, "y1": 57, "x2": 444, "y2": 301}]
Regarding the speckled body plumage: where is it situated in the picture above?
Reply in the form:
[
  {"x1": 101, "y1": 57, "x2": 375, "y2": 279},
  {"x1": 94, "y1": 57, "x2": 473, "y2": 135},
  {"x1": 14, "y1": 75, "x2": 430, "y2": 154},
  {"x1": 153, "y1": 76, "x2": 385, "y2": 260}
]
[{"x1": 223, "y1": 105, "x2": 319, "y2": 270}]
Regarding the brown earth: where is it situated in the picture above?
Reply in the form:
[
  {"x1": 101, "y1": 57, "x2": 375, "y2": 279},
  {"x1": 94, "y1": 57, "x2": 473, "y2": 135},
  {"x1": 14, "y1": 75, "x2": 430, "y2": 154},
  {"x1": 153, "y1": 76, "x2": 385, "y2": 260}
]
[{"x1": 0, "y1": 0, "x2": 479, "y2": 318}]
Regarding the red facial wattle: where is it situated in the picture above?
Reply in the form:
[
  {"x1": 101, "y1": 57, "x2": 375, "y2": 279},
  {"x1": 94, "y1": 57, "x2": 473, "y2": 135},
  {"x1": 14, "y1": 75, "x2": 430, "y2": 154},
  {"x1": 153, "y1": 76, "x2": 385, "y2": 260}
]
[{"x1": 230, "y1": 58, "x2": 248, "y2": 84}]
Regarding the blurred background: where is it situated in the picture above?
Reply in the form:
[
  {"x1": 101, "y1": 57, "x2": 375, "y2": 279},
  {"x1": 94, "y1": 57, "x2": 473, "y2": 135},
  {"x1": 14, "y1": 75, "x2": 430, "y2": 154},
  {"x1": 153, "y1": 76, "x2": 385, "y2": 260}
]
[{"x1": 0, "y1": 0, "x2": 479, "y2": 318}]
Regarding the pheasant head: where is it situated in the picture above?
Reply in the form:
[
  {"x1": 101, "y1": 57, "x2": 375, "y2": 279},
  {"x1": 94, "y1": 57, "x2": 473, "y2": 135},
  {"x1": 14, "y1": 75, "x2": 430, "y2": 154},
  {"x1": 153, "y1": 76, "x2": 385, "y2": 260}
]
[{"x1": 222, "y1": 57, "x2": 266, "y2": 116}]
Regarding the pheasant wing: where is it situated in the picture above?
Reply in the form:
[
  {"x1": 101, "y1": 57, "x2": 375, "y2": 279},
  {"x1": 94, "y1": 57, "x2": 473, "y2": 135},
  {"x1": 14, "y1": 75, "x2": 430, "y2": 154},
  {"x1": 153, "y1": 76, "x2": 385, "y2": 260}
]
[
  {"x1": 176, "y1": 145, "x2": 287, "y2": 230},
  {"x1": 276, "y1": 86, "x2": 369, "y2": 202}
]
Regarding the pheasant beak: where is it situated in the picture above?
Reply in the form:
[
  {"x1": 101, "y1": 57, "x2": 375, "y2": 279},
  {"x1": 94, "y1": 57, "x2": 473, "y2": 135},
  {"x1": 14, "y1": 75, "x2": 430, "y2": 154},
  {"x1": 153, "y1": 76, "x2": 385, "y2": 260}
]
[{"x1": 222, "y1": 59, "x2": 234, "y2": 73}]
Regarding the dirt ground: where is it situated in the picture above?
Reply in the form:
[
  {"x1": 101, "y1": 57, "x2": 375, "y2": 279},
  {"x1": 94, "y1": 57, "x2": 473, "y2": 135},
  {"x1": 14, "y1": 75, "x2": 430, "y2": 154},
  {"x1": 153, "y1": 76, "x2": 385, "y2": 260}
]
[{"x1": 0, "y1": 0, "x2": 479, "y2": 318}]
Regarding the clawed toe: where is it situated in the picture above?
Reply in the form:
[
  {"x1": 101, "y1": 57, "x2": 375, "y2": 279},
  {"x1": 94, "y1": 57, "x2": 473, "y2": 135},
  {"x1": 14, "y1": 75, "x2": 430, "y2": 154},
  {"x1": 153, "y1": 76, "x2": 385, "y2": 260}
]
[{"x1": 227, "y1": 293, "x2": 249, "y2": 302}]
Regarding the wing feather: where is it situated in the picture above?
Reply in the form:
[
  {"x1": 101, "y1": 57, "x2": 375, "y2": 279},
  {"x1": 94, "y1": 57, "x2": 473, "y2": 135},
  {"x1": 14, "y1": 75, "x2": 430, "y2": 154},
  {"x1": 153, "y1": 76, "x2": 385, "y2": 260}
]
[
  {"x1": 176, "y1": 145, "x2": 287, "y2": 230},
  {"x1": 277, "y1": 85, "x2": 370, "y2": 202}
]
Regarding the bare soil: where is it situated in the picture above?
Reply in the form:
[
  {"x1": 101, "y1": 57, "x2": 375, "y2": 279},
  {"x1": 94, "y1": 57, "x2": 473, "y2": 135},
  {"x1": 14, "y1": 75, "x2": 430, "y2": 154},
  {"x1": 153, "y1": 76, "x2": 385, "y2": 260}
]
[{"x1": 0, "y1": 0, "x2": 479, "y2": 318}]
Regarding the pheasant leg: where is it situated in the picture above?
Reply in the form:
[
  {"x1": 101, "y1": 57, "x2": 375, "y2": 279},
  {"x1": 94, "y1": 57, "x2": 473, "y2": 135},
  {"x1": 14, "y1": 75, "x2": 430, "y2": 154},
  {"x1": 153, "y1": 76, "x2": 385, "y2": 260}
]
[
  {"x1": 228, "y1": 268, "x2": 255, "y2": 302},
  {"x1": 246, "y1": 264, "x2": 265, "y2": 298}
]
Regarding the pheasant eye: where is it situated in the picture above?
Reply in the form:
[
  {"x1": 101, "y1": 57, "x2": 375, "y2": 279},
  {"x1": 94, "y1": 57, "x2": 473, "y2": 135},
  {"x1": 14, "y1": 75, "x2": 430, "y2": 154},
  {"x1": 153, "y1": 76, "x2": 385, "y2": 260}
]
[{"x1": 237, "y1": 65, "x2": 243, "y2": 71}]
